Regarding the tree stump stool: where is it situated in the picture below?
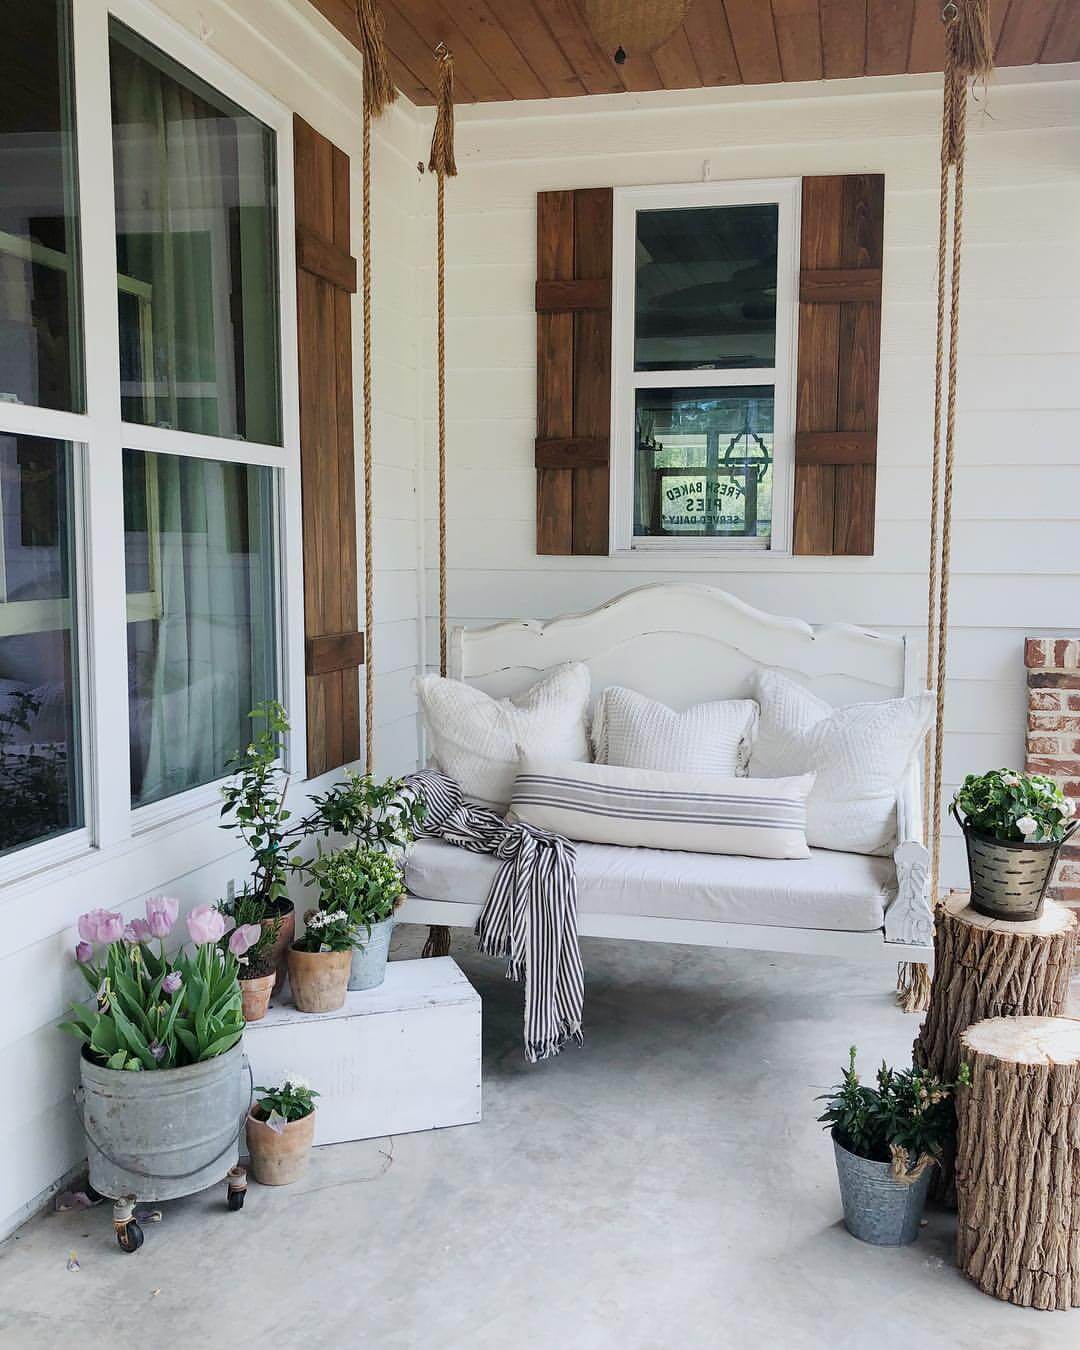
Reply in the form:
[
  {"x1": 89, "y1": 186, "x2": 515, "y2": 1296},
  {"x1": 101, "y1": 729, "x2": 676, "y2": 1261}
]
[
  {"x1": 913, "y1": 894, "x2": 1076, "y2": 1202},
  {"x1": 956, "y1": 1016, "x2": 1080, "y2": 1310}
]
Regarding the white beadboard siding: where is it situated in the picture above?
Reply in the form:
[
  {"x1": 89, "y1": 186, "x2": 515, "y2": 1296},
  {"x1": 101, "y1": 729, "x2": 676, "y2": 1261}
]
[
  {"x1": 0, "y1": 0, "x2": 427, "y2": 1239},
  {"x1": 417, "y1": 66, "x2": 1080, "y2": 900}
]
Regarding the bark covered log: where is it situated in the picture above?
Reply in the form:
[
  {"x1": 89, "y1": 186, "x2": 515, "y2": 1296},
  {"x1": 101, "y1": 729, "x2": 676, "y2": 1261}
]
[{"x1": 956, "y1": 1016, "x2": 1080, "y2": 1310}]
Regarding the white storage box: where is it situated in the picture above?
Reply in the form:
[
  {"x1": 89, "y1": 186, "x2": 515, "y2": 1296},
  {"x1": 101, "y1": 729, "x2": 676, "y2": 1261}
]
[{"x1": 244, "y1": 958, "x2": 481, "y2": 1145}]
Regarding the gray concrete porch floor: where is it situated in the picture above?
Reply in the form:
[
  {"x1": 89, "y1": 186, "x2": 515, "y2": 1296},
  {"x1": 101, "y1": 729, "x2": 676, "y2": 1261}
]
[{"x1": 3, "y1": 929, "x2": 1078, "y2": 1350}]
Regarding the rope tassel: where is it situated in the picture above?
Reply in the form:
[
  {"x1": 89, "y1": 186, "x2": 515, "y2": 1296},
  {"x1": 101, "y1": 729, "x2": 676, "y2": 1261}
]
[
  {"x1": 355, "y1": 0, "x2": 397, "y2": 119},
  {"x1": 428, "y1": 45, "x2": 457, "y2": 179}
]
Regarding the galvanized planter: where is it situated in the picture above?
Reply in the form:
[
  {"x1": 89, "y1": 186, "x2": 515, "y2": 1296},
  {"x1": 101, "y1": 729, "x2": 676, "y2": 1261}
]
[
  {"x1": 348, "y1": 914, "x2": 395, "y2": 991},
  {"x1": 953, "y1": 806, "x2": 1077, "y2": 922},
  {"x1": 78, "y1": 1041, "x2": 250, "y2": 1202},
  {"x1": 832, "y1": 1133, "x2": 933, "y2": 1246}
]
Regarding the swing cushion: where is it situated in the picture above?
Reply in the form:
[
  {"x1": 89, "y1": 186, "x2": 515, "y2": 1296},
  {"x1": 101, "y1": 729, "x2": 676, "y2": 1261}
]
[{"x1": 405, "y1": 836, "x2": 894, "y2": 933}]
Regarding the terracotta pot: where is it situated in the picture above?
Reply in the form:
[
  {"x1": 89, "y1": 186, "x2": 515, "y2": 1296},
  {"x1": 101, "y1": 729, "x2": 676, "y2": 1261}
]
[
  {"x1": 246, "y1": 1106, "x2": 316, "y2": 1186},
  {"x1": 287, "y1": 946, "x2": 351, "y2": 1013},
  {"x1": 263, "y1": 901, "x2": 295, "y2": 996},
  {"x1": 240, "y1": 971, "x2": 275, "y2": 1022}
]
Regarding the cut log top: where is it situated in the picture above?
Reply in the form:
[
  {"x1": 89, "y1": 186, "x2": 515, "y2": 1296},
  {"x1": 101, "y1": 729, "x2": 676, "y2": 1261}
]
[
  {"x1": 944, "y1": 892, "x2": 1077, "y2": 938},
  {"x1": 961, "y1": 1015, "x2": 1080, "y2": 1066}
]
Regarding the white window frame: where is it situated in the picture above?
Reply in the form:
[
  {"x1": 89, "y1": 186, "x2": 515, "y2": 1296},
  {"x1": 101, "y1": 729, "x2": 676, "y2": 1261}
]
[
  {"x1": 0, "y1": 0, "x2": 305, "y2": 886},
  {"x1": 610, "y1": 178, "x2": 801, "y2": 555}
]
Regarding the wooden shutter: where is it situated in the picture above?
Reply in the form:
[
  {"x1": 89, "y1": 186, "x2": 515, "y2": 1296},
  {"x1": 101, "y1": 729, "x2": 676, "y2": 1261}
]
[
  {"x1": 793, "y1": 174, "x2": 884, "y2": 556},
  {"x1": 293, "y1": 115, "x2": 362, "y2": 776},
  {"x1": 535, "y1": 187, "x2": 612, "y2": 555}
]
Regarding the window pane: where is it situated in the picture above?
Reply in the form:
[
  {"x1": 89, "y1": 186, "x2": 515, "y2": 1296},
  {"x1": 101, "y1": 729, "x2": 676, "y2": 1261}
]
[
  {"x1": 125, "y1": 449, "x2": 277, "y2": 808},
  {"x1": 635, "y1": 204, "x2": 777, "y2": 372},
  {"x1": 0, "y1": 0, "x2": 83, "y2": 412},
  {"x1": 0, "y1": 434, "x2": 82, "y2": 854},
  {"x1": 633, "y1": 387, "x2": 774, "y2": 541},
  {"x1": 110, "y1": 22, "x2": 282, "y2": 444}
]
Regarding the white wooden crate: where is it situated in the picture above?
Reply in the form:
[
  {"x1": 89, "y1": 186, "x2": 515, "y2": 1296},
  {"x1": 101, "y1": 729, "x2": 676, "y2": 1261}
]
[{"x1": 243, "y1": 958, "x2": 481, "y2": 1146}]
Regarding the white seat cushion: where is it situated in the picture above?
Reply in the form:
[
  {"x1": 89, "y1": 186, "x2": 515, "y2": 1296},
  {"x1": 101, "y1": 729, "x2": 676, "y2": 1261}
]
[{"x1": 406, "y1": 837, "x2": 894, "y2": 933}]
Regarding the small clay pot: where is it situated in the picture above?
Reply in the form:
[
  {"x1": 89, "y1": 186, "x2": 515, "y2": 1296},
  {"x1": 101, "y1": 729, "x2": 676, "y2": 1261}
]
[
  {"x1": 240, "y1": 971, "x2": 275, "y2": 1022},
  {"x1": 246, "y1": 1106, "x2": 316, "y2": 1186},
  {"x1": 287, "y1": 946, "x2": 351, "y2": 1013},
  {"x1": 263, "y1": 901, "x2": 295, "y2": 996}
]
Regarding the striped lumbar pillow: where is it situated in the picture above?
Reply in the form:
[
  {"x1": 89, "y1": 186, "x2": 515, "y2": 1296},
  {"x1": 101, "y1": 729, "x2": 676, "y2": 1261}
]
[{"x1": 511, "y1": 757, "x2": 814, "y2": 860}]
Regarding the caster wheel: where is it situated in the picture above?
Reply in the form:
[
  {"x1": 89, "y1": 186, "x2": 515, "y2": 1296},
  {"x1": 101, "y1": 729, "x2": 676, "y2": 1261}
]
[
  {"x1": 226, "y1": 1166, "x2": 247, "y2": 1211},
  {"x1": 116, "y1": 1219, "x2": 144, "y2": 1254}
]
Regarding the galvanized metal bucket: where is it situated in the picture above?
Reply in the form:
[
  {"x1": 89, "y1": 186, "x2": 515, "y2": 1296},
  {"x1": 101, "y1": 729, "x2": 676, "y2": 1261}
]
[
  {"x1": 348, "y1": 914, "x2": 395, "y2": 991},
  {"x1": 832, "y1": 1134, "x2": 932, "y2": 1246},
  {"x1": 953, "y1": 806, "x2": 1077, "y2": 922},
  {"x1": 78, "y1": 1041, "x2": 250, "y2": 1202}
]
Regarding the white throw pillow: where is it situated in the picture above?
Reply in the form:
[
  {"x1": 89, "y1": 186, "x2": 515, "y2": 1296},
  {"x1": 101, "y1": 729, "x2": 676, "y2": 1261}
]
[
  {"x1": 511, "y1": 756, "x2": 813, "y2": 860},
  {"x1": 749, "y1": 669, "x2": 934, "y2": 856},
  {"x1": 591, "y1": 686, "x2": 758, "y2": 776},
  {"x1": 416, "y1": 663, "x2": 591, "y2": 812}
]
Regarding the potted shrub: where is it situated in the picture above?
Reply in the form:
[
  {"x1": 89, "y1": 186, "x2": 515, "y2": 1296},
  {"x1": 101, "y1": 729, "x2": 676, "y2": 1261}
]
[
  {"x1": 59, "y1": 899, "x2": 257, "y2": 1207},
  {"x1": 951, "y1": 769, "x2": 1077, "y2": 921},
  {"x1": 818, "y1": 1047, "x2": 967, "y2": 1246},
  {"x1": 246, "y1": 1074, "x2": 319, "y2": 1185},
  {"x1": 308, "y1": 845, "x2": 405, "y2": 991},
  {"x1": 287, "y1": 909, "x2": 357, "y2": 1013}
]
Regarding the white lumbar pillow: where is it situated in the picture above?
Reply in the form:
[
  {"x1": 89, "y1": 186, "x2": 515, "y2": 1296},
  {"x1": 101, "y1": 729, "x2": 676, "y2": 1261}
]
[
  {"x1": 416, "y1": 663, "x2": 591, "y2": 812},
  {"x1": 591, "y1": 686, "x2": 758, "y2": 777},
  {"x1": 511, "y1": 756, "x2": 813, "y2": 860},
  {"x1": 749, "y1": 669, "x2": 933, "y2": 856}
]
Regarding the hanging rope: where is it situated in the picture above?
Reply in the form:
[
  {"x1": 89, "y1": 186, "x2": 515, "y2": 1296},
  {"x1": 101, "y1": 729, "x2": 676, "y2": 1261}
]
[
  {"x1": 901, "y1": 0, "x2": 992, "y2": 1014},
  {"x1": 355, "y1": 0, "x2": 397, "y2": 770},
  {"x1": 422, "y1": 43, "x2": 457, "y2": 962}
]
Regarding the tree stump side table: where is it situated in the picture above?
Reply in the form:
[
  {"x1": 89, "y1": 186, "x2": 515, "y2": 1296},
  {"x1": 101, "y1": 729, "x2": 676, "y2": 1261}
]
[{"x1": 956, "y1": 1016, "x2": 1080, "y2": 1310}]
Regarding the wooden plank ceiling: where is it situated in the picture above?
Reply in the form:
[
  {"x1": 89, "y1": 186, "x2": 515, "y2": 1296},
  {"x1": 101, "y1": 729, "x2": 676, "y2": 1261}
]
[{"x1": 309, "y1": 0, "x2": 1079, "y2": 105}]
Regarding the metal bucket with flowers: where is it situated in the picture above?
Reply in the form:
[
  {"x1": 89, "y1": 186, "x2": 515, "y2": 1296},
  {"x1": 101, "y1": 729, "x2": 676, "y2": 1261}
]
[
  {"x1": 60, "y1": 899, "x2": 259, "y2": 1247},
  {"x1": 951, "y1": 769, "x2": 1077, "y2": 921}
]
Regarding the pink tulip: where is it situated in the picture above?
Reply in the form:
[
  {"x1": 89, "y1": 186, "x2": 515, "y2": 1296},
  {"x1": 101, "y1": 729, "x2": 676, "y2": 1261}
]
[
  {"x1": 162, "y1": 971, "x2": 183, "y2": 996},
  {"x1": 97, "y1": 913, "x2": 125, "y2": 945},
  {"x1": 77, "y1": 911, "x2": 99, "y2": 943},
  {"x1": 228, "y1": 923, "x2": 262, "y2": 957},
  {"x1": 186, "y1": 904, "x2": 227, "y2": 946},
  {"x1": 124, "y1": 918, "x2": 152, "y2": 944},
  {"x1": 75, "y1": 941, "x2": 93, "y2": 964},
  {"x1": 145, "y1": 895, "x2": 178, "y2": 939}
]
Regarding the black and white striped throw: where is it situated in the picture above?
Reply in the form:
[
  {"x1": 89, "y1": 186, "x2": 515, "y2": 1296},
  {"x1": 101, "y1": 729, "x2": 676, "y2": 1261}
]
[{"x1": 403, "y1": 769, "x2": 584, "y2": 1063}]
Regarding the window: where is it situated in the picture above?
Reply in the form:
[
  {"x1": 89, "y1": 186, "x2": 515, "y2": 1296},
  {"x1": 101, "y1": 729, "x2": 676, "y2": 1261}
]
[
  {"x1": 0, "y1": 0, "x2": 300, "y2": 872},
  {"x1": 612, "y1": 181, "x2": 799, "y2": 552}
]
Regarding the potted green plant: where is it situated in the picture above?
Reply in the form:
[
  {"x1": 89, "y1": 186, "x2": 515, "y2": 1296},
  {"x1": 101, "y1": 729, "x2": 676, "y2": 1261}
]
[
  {"x1": 308, "y1": 845, "x2": 405, "y2": 991},
  {"x1": 951, "y1": 769, "x2": 1076, "y2": 921},
  {"x1": 818, "y1": 1047, "x2": 967, "y2": 1246},
  {"x1": 223, "y1": 899, "x2": 281, "y2": 1023},
  {"x1": 246, "y1": 1074, "x2": 320, "y2": 1186},
  {"x1": 59, "y1": 900, "x2": 255, "y2": 1211},
  {"x1": 287, "y1": 909, "x2": 358, "y2": 1013}
]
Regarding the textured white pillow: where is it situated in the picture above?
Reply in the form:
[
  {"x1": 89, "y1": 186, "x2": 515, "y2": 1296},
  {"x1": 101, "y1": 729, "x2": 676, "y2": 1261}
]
[
  {"x1": 416, "y1": 663, "x2": 591, "y2": 812},
  {"x1": 749, "y1": 669, "x2": 933, "y2": 856},
  {"x1": 591, "y1": 686, "x2": 758, "y2": 776},
  {"x1": 511, "y1": 757, "x2": 813, "y2": 859}
]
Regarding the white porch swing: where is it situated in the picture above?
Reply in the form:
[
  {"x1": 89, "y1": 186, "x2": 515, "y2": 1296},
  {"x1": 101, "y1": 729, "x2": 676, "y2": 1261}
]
[{"x1": 353, "y1": 2, "x2": 992, "y2": 1012}]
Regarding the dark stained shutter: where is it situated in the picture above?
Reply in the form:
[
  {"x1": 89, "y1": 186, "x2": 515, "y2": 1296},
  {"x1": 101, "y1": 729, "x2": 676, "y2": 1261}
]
[
  {"x1": 294, "y1": 115, "x2": 362, "y2": 776},
  {"x1": 793, "y1": 173, "x2": 884, "y2": 555},
  {"x1": 535, "y1": 187, "x2": 612, "y2": 555}
]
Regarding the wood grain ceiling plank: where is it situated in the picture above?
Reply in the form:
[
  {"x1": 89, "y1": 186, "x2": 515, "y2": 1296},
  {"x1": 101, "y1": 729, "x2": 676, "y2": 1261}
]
[
  {"x1": 444, "y1": 0, "x2": 550, "y2": 99},
  {"x1": 613, "y1": 50, "x2": 666, "y2": 92},
  {"x1": 652, "y1": 25, "x2": 706, "y2": 88},
  {"x1": 723, "y1": 0, "x2": 783, "y2": 82},
  {"x1": 907, "y1": 0, "x2": 945, "y2": 71},
  {"x1": 1041, "y1": 0, "x2": 1080, "y2": 62},
  {"x1": 996, "y1": 0, "x2": 1061, "y2": 65},
  {"x1": 771, "y1": 0, "x2": 824, "y2": 82},
  {"x1": 865, "y1": 0, "x2": 914, "y2": 76},
  {"x1": 539, "y1": 0, "x2": 625, "y2": 94},
  {"x1": 683, "y1": 0, "x2": 743, "y2": 85},
  {"x1": 390, "y1": 0, "x2": 515, "y2": 100},
  {"x1": 495, "y1": 0, "x2": 588, "y2": 98},
  {"x1": 380, "y1": 2, "x2": 471, "y2": 101},
  {"x1": 820, "y1": 0, "x2": 867, "y2": 77}
]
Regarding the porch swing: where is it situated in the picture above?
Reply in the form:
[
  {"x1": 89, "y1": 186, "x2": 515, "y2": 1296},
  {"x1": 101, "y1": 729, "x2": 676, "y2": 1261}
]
[{"x1": 356, "y1": 3, "x2": 992, "y2": 1010}]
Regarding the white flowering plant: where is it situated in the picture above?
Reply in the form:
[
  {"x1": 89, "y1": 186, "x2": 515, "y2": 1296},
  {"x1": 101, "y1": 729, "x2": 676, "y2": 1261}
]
[
  {"x1": 952, "y1": 769, "x2": 1074, "y2": 845},
  {"x1": 293, "y1": 907, "x2": 357, "y2": 954},
  {"x1": 254, "y1": 1073, "x2": 319, "y2": 1126},
  {"x1": 307, "y1": 845, "x2": 403, "y2": 939}
]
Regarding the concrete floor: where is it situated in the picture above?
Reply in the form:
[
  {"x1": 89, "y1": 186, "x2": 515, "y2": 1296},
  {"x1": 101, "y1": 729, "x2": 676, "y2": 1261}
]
[{"x1": 3, "y1": 930, "x2": 1078, "y2": 1350}]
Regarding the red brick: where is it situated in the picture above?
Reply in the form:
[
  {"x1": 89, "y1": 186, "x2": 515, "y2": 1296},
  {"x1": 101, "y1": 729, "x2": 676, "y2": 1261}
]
[
  {"x1": 1027, "y1": 757, "x2": 1080, "y2": 776},
  {"x1": 1029, "y1": 712, "x2": 1080, "y2": 734},
  {"x1": 1047, "y1": 885, "x2": 1080, "y2": 907},
  {"x1": 1030, "y1": 689, "x2": 1066, "y2": 712},
  {"x1": 1070, "y1": 694, "x2": 1080, "y2": 712},
  {"x1": 1054, "y1": 639, "x2": 1080, "y2": 669},
  {"x1": 1059, "y1": 863, "x2": 1080, "y2": 884},
  {"x1": 1026, "y1": 638, "x2": 1050, "y2": 669},
  {"x1": 1029, "y1": 672, "x2": 1080, "y2": 690}
]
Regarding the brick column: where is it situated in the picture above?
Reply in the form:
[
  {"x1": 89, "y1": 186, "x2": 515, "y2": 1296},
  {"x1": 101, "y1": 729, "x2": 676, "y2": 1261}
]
[{"x1": 1025, "y1": 637, "x2": 1080, "y2": 913}]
